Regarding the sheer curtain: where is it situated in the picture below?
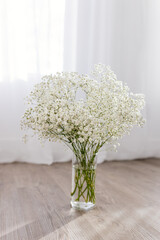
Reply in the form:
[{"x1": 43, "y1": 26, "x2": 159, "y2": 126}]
[
  {"x1": 0, "y1": 0, "x2": 71, "y2": 164},
  {"x1": 63, "y1": 0, "x2": 160, "y2": 161},
  {"x1": 0, "y1": 0, "x2": 160, "y2": 164}
]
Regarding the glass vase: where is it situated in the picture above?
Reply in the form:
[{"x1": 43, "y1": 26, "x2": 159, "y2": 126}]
[{"x1": 71, "y1": 153, "x2": 97, "y2": 211}]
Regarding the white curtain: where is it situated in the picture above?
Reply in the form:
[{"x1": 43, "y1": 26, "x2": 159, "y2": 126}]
[
  {"x1": 0, "y1": 0, "x2": 70, "y2": 164},
  {"x1": 64, "y1": 0, "x2": 160, "y2": 161},
  {"x1": 0, "y1": 0, "x2": 160, "y2": 164}
]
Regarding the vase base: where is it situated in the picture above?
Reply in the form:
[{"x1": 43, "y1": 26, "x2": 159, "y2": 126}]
[{"x1": 71, "y1": 201, "x2": 95, "y2": 211}]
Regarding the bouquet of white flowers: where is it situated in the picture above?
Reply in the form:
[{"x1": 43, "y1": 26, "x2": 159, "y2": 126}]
[{"x1": 21, "y1": 64, "x2": 145, "y2": 210}]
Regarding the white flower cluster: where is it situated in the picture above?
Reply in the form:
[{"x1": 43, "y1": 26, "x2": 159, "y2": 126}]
[{"x1": 21, "y1": 64, "x2": 145, "y2": 154}]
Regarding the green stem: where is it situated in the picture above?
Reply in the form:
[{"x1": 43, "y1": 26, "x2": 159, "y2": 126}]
[{"x1": 72, "y1": 165, "x2": 96, "y2": 203}]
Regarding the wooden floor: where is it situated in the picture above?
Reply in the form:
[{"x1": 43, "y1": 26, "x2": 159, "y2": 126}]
[{"x1": 0, "y1": 159, "x2": 160, "y2": 240}]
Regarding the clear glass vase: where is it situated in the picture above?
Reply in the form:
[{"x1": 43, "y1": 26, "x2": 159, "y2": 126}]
[{"x1": 71, "y1": 153, "x2": 97, "y2": 211}]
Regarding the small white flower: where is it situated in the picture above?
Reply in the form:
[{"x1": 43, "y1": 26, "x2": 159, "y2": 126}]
[{"x1": 21, "y1": 64, "x2": 145, "y2": 153}]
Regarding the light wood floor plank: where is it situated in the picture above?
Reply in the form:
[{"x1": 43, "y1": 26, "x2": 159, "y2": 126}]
[{"x1": 0, "y1": 159, "x2": 160, "y2": 239}]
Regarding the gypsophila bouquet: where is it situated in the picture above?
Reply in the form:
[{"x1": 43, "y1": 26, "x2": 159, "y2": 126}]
[{"x1": 21, "y1": 64, "x2": 145, "y2": 210}]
